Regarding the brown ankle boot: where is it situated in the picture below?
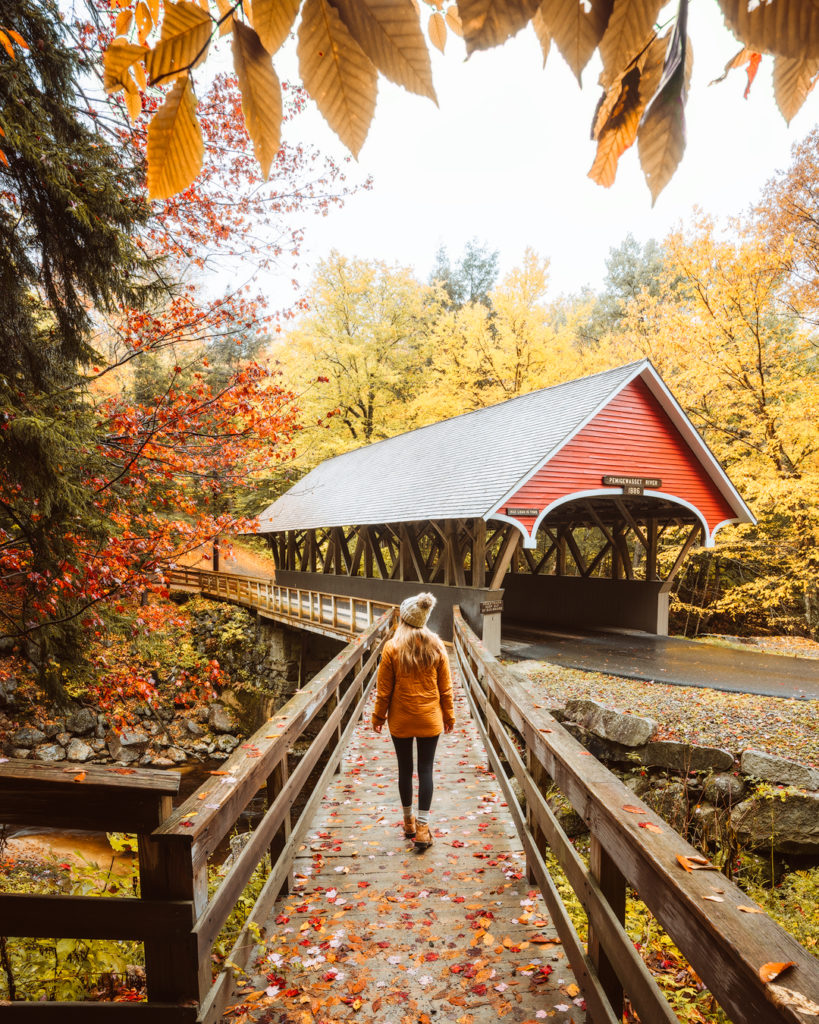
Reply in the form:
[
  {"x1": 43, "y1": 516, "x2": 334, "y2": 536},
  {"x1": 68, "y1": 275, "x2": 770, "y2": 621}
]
[
  {"x1": 403, "y1": 816, "x2": 416, "y2": 838},
  {"x1": 414, "y1": 822, "x2": 432, "y2": 849}
]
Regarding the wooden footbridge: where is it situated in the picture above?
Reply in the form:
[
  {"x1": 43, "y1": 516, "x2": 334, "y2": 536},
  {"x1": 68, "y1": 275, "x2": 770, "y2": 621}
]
[{"x1": 2, "y1": 566, "x2": 819, "y2": 1023}]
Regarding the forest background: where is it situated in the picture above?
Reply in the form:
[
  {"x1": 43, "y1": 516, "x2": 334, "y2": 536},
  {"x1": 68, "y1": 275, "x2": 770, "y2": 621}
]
[{"x1": 0, "y1": 0, "x2": 818, "y2": 720}]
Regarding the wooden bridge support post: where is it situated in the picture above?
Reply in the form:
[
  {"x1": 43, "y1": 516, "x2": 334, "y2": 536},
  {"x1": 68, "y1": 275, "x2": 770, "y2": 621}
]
[
  {"x1": 267, "y1": 756, "x2": 292, "y2": 898},
  {"x1": 139, "y1": 833, "x2": 209, "y2": 1007},
  {"x1": 525, "y1": 749, "x2": 549, "y2": 885},
  {"x1": 588, "y1": 835, "x2": 626, "y2": 1022}
]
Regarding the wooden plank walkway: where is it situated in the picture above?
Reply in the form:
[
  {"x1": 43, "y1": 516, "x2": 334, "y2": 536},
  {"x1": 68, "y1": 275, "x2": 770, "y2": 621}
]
[{"x1": 231, "y1": 656, "x2": 583, "y2": 1023}]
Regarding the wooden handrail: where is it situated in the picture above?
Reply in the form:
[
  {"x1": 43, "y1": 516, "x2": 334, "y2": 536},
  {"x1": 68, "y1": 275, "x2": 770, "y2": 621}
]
[{"x1": 452, "y1": 607, "x2": 819, "y2": 1024}]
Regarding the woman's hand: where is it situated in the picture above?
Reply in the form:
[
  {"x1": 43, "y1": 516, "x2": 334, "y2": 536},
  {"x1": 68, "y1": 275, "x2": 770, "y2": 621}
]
[
  {"x1": 444, "y1": 721, "x2": 454, "y2": 733},
  {"x1": 372, "y1": 719, "x2": 383, "y2": 733}
]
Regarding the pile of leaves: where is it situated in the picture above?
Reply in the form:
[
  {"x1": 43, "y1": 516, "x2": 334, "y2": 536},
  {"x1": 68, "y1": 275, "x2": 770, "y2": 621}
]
[{"x1": 514, "y1": 660, "x2": 819, "y2": 767}]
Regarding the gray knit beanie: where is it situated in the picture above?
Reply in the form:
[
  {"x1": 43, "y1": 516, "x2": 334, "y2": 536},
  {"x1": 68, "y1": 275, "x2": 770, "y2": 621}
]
[{"x1": 399, "y1": 592, "x2": 436, "y2": 628}]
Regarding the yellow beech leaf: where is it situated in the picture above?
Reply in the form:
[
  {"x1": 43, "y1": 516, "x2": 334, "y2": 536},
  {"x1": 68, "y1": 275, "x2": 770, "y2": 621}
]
[
  {"x1": 298, "y1": 0, "x2": 378, "y2": 159},
  {"x1": 232, "y1": 20, "x2": 283, "y2": 179},
  {"x1": 598, "y1": 0, "x2": 662, "y2": 85},
  {"x1": 773, "y1": 55, "x2": 819, "y2": 124},
  {"x1": 147, "y1": 1, "x2": 212, "y2": 86},
  {"x1": 104, "y1": 40, "x2": 147, "y2": 93},
  {"x1": 250, "y1": 0, "x2": 300, "y2": 53},
  {"x1": 115, "y1": 9, "x2": 134, "y2": 37},
  {"x1": 446, "y1": 4, "x2": 463, "y2": 37},
  {"x1": 587, "y1": 66, "x2": 642, "y2": 187},
  {"x1": 531, "y1": 5, "x2": 550, "y2": 67},
  {"x1": 537, "y1": 0, "x2": 613, "y2": 84},
  {"x1": 718, "y1": 0, "x2": 819, "y2": 61},
  {"x1": 458, "y1": 0, "x2": 539, "y2": 55},
  {"x1": 135, "y1": 0, "x2": 153, "y2": 44},
  {"x1": 146, "y1": 74, "x2": 204, "y2": 199},
  {"x1": 123, "y1": 75, "x2": 143, "y2": 122},
  {"x1": 214, "y1": 0, "x2": 237, "y2": 36},
  {"x1": 147, "y1": 0, "x2": 160, "y2": 25},
  {"x1": 428, "y1": 11, "x2": 446, "y2": 53},
  {"x1": 330, "y1": 0, "x2": 437, "y2": 102}
]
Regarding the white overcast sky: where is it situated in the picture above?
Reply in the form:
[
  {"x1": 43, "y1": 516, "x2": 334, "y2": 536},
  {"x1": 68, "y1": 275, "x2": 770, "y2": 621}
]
[{"x1": 262, "y1": 0, "x2": 819, "y2": 307}]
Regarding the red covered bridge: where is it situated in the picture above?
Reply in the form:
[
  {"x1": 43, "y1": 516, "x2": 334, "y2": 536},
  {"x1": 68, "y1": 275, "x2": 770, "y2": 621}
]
[{"x1": 257, "y1": 360, "x2": 753, "y2": 653}]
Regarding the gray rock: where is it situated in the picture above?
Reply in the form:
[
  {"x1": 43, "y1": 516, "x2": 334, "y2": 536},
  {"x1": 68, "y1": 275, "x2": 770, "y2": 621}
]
[
  {"x1": 150, "y1": 756, "x2": 176, "y2": 768},
  {"x1": 740, "y1": 749, "x2": 819, "y2": 791},
  {"x1": 66, "y1": 739, "x2": 94, "y2": 762},
  {"x1": 564, "y1": 698, "x2": 656, "y2": 748},
  {"x1": 106, "y1": 729, "x2": 149, "y2": 763},
  {"x1": 89, "y1": 738, "x2": 106, "y2": 752},
  {"x1": 12, "y1": 727, "x2": 46, "y2": 748},
  {"x1": 192, "y1": 742, "x2": 210, "y2": 755},
  {"x1": 215, "y1": 734, "x2": 239, "y2": 753},
  {"x1": 186, "y1": 720, "x2": 205, "y2": 737},
  {"x1": 56, "y1": 732, "x2": 72, "y2": 747},
  {"x1": 640, "y1": 741, "x2": 734, "y2": 773},
  {"x1": 703, "y1": 773, "x2": 746, "y2": 806},
  {"x1": 692, "y1": 802, "x2": 727, "y2": 844},
  {"x1": 140, "y1": 753, "x2": 153, "y2": 766},
  {"x1": 194, "y1": 706, "x2": 210, "y2": 723},
  {"x1": 166, "y1": 746, "x2": 187, "y2": 764},
  {"x1": 11, "y1": 747, "x2": 31, "y2": 759},
  {"x1": 66, "y1": 708, "x2": 97, "y2": 735},
  {"x1": 622, "y1": 775, "x2": 652, "y2": 799},
  {"x1": 146, "y1": 721, "x2": 162, "y2": 736},
  {"x1": 0, "y1": 676, "x2": 18, "y2": 707},
  {"x1": 208, "y1": 704, "x2": 238, "y2": 734},
  {"x1": 730, "y1": 791, "x2": 819, "y2": 854},
  {"x1": 210, "y1": 751, "x2": 228, "y2": 762},
  {"x1": 33, "y1": 743, "x2": 67, "y2": 762},
  {"x1": 43, "y1": 720, "x2": 65, "y2": 739}
]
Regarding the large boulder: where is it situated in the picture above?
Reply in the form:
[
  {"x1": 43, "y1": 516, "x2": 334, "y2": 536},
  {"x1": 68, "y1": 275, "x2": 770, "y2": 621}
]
[
  {"x1": 703, "y1": 772, "x2": 746, "y2": 806},
  {"x1": 730, "y1": 791, "x2": 819, "y2": 854},
  {"x1": 12, "y1": 726, "x2": 45, "y2": 748},
  {"x1": 106, "y1": 729, "x2": 149, "y2": 763},
  {"x1": 564, "y1": 698, "x2": 656, "y2": 748},
  {"x1": 33, "y1": 743, "x2": 66, "y2": 762},
  {"x1": 66, "y1": 707, "x2": 98, "y2": 736},
  {"x1": 740, "y1": 749, "x2": 819, "y2": 791},
  {"x1": 208, "y1": 704, "x2": 238, "y2": 734},
  {"x1": 640, "y1": 741, "x2": 734, "y2": 773},
  {"x1": 215, "y1": 734, "x2": 240, "y2": 753},
  {"x1": 66, "y1": 738, "x2": 94, "y2": 762}
]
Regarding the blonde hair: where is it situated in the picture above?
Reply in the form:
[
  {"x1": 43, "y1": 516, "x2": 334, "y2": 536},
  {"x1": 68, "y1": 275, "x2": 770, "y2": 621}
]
[{"x1": 391, "y1": 620, "x2": 444, "y2": 673}]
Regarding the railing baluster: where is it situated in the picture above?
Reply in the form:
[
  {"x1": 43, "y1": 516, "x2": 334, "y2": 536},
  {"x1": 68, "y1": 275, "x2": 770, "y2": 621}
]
[
  {"x1": 267, "y1": 755, "x2": 292, "y2": 899},
  {"x1": 588, "y1": 837, "x2": 626, "y2": 1023}
]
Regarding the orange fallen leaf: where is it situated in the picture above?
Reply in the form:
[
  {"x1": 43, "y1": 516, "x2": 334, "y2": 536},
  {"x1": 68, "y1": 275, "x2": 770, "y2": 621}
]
[
  {"x1": 703, "y1": 895, "x2": 724, "y2": 903},
  {"x1": 111, "y1": 767, "x2": 136, "y2": 774},
  {"x1": 73, "y1": 771, "x2": 86, "y2": 782},
  {"x1": 638, "y1": 821, "x2": 663, "y2": 833},
  {"x1": 565, "y1": 983, "x2": 580, "y2": 997},
  {"x1": 738, "y1": 906, "x2": 765, "y2": 915},
  {"x1": 622, "y1": 805, "x2": 642, "y2": 813},
  {"x1": 209, "y1": 770, "x2": 231, "y2": 775},
  {"x1": 197, "y1": 790, "x2": 211, "y2": 800},
  {"x1": 760, "y1": 961, "x2": 796, "y2": 984},
  {"x1": 677, "y1": 854, "x2": 693, "y2": 872}
]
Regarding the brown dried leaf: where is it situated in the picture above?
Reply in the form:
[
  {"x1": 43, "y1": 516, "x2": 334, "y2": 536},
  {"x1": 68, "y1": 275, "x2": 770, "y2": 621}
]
[
  {"x1": 598, "y1": 0, "x2": 662, "y2": 83},
  {"x1": 232, "y1": 20, "x2": 282, "y2": 179},
  {"x1": 538, "y1": 0, "x2": 613, "y2": 84},
  {"x1": 446, "y1": 5, "x2": 463, "y2": 37},
  {"x1": 702, "y1": 894, "x2": 724, "y2": 903},
  {"x1": 759, "y1": 961, "x2": 796, "y2": 984},
  {"x1": 429, "y1": 10, "x2": 446, "y2": 52},
  {"x1": 531, "y1": 5, "x2": 550, "y2": 67},
  {"x1": 298, "y1": 0, "x2": 378, "y2": 159},
  {"x1": 737, "y1": 905, "x2": 766, "y2": 915},
  {"x1": 718, "y1": 0, "x2": 819, "y2": 61},
  {"x1": 773, "y1": 54, "x2": 819, "y2": 124},
  {"x1": 251, "y1": 0, "x2": 300, "y2": 53},
  {"x1": 588, "y1": 69, "x2": 641, "y2": 187},
  {"x1": 622, "y1": 804, "x2": 644, "y2": 814},
  {"x1": 146, "y1": 74, "x2": 204, "y2": 199},
  {"x1": 458, "y1": 0, "x2": 539, "y2": 55},
  {"x1": 104, "y1": 40, "x2": 147, "y2": 94},
  {"x1": 214, "y1": 0, "x2": 237, "y2": 36},
  {"x1": 330, "y1": 0, "x2": 437, "y2": 101},
  {"x1": 147, "y1": 1, "x2": 212, "y2": 86}
]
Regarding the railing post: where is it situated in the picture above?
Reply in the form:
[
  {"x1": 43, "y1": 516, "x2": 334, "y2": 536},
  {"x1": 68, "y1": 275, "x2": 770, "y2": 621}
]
[
  {"x1": 525, "y1": 748, "x2": 549, "y2": 886},
  {"x1": 588, "y1": 835, "x2": 626, "y2": 1022},
  {"x1": 267, "y1": 755, "x2": 292, "y2": 898},
  {"x1": 367, "y1": 599, "x2": 373, "y2": 625},
  {"x1": 331, "y1": 594, "x2": 338, "y2": 629},
  {"x1": 139, "y1": 833, "x2": 209, "y2": 1007}
]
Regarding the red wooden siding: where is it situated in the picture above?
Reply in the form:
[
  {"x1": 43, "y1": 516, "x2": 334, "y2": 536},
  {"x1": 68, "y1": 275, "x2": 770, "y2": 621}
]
[{"x1": 503, "y1": 377, "x2": 736, "y2": 538}]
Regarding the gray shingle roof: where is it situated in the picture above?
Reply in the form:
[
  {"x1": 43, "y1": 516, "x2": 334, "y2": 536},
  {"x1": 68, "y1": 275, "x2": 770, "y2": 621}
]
[{"x1": 258, "y1": 361, "x2": 648, "y2": 533}]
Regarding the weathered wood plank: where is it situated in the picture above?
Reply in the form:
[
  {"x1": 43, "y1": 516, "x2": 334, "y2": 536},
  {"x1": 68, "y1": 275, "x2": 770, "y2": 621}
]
[
  {"x1": 0, "y1": 894, "x2": 192, "y2": 941},
  {"x1": 0, "y1": 1004, "x2": 197, "y2": 1021}
]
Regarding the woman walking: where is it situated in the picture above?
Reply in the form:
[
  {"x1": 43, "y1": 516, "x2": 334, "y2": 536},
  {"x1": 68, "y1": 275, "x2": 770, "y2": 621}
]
[{"x1": 371, "y1": 593, "x2": 455, "y2": 849}]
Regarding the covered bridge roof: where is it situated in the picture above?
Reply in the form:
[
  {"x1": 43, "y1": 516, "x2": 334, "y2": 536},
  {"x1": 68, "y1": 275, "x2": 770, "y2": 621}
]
[{"x1": 258, "y1": 360, "x2": 754, "y2": 546}]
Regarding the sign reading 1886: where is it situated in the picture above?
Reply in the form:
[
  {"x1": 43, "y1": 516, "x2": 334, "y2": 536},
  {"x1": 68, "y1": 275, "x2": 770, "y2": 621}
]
[{"x1": 602, "y1": 475, "x2": 662, "y2": 496}]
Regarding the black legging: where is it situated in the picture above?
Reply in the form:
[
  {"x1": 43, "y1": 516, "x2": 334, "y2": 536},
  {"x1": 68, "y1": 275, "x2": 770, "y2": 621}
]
[{"x1": 391, "y1": 734, "x2": 440, "y2": 811}]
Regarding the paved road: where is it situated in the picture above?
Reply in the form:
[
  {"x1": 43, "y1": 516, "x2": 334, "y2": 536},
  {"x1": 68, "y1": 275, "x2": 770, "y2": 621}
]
[{"x1": 501, "y1": 625, "x2": 819, "y2": 700}]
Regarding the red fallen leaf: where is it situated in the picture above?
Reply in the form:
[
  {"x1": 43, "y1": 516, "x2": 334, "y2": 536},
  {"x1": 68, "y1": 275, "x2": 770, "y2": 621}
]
[
  {"x1": 110, "y1": 767, "x2": 136, "y2": 775},
  {"x1": 539, "y1": 728, "x2": 552, "y2": 733},
  {"x1": 622, "y1": 805, "x2": 642, "y2": 814},
  {"x1": 182, "y1": 821, "x2": 194, "y2": 828},
  {"x1": 759, "y1": 961, "x2": 796, "y2": 984},
  {"x1": 638, "y1": 822, "x2": 663, "y2": 833},
  {"x1": 451, "y1": 840, "x2": 465, "y2": 847},
  {"x1": 450, "y1": 965, "x2": 463, "y2": 974},
  {"x1": 283, "y1": 988, "x2": 299, "y2": 997},
  {"x1": 372, "y1": 997, "x2": 382, "y2": 1011},
  {"x1": 471, "y1": 983, "x2": 487, "y2": 995}
]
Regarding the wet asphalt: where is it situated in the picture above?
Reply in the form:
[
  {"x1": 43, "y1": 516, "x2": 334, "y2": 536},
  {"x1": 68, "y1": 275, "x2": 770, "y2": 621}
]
[{"x1": 501, "y1": 625, "x2": 819, "y2": 701}]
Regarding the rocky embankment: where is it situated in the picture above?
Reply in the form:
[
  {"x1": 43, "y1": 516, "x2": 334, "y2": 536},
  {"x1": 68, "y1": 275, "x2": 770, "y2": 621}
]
[{"x1": 552, "y1": 697, "x2": 819, "y2": 856}]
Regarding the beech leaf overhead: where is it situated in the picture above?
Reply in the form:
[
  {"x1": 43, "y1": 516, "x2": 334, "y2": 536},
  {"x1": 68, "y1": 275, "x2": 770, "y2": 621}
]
[
  {"x1": 588, "y1": 65, "x2": 643, "y2": 187},
  {"x1": 146, "y1": 73, "x2": 204, "y2": 199},
  {"x1": 718, "y1": 0, "x2": 819, "y2": 62},
  {"x1": 598, "y1": 0, "x2": 663, "y2": 85},
  {"x1": 250, "y1": 0, "x2": 301, "y2": 55},
  {"x1": 637, "y1": 0, "x2": 691, "y2": 204},
  {"x1": 531, "y1": 6, "x2": 551, "y2": 67},
  {"x1": 458, "y1": 0, "x2": 540, "y2": 55},
  {"x1": 446, "y1": 5, "x2": 464, "y2": 37},
  {"x1": 537, "y1": 0, "x2": 614, "y2": 84},
  {"x1": 146, "y1": 1, "x2": 212, "y2": 86},
  {"x1": 773, "y1": 55, "x2": 819, "y2": 125},
  {"x1": 232, "y1": 20, "x2": 283, "y2": 179},
  {"x1": 103, "y1": 40, "x2": 147, "y2": 93},
  {"x1": 428, "y1": 10, "x2": 447, "y2": 52},
  {"x1": 297, "y1": 0, "x2": 378, "y2": 159},
  {"x1": 329, "y1": 0, "x2": 437, "y2": 102}
]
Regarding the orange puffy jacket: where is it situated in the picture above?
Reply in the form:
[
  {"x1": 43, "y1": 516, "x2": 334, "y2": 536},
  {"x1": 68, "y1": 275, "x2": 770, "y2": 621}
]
[{"x1": 372, "y1": 639, "x2": 455, "y2": 738}]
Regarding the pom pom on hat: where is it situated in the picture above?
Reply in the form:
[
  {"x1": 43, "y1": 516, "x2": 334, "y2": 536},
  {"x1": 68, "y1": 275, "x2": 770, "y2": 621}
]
[{"x1": 399, "y1": 592, "x2": 436, "y2": 628}]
